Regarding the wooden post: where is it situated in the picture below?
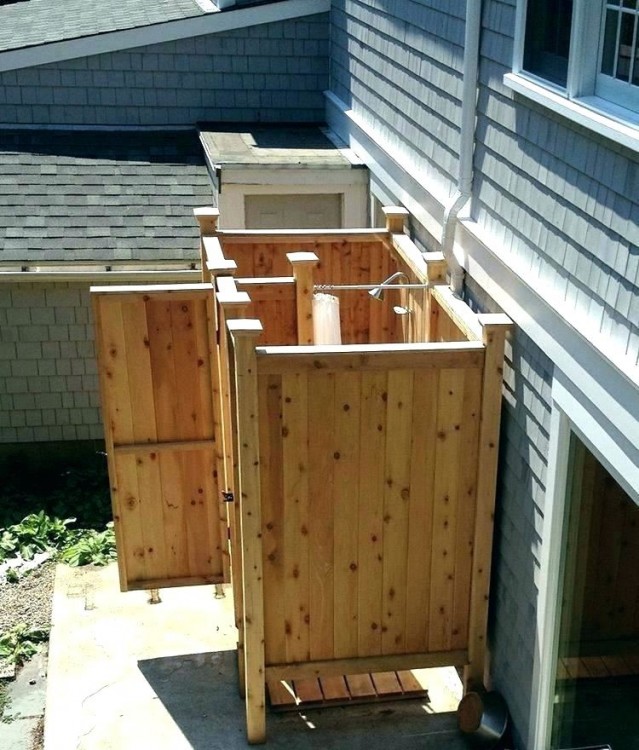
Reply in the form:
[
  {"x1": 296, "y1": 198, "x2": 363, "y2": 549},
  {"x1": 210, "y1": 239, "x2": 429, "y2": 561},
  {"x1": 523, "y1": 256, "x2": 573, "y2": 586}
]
[
  {"x1": 287, "y1": 251, "x2": 319, "y2": 345},
  {"x1": 424, "y1": 252, "x2": 447, "y2": 342},
  {"x1": 193, "y1": 207, "x2": 220, "y2": 281},
  {"x1": 382, "y1": 205, "x2": 409, "y2": 234},
  {"x1": 229, "y1": 318, "x2": 266, "y2": 744},
  {"x1": 465, "y1": 313, "x2": 512, "y2": 691},
  {"x1": 217, "y1": 281, "x2": 251, "y2": 699}
]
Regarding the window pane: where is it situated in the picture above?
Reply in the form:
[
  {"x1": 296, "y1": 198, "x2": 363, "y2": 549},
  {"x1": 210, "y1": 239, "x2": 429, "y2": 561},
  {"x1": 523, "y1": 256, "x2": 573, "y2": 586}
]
[
  {"x1": 523, "y1": 0, "x2": 573, "y2": 87},
  {"x1": 602, "y1": 10, "x2": 621, "y2": 76}
]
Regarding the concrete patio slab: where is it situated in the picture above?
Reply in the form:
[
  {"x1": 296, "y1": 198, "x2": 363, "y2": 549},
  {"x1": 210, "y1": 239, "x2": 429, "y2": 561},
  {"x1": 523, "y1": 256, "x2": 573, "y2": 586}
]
[{"x1": 45, "y1": 563, "x2": 470, "y2": 749}]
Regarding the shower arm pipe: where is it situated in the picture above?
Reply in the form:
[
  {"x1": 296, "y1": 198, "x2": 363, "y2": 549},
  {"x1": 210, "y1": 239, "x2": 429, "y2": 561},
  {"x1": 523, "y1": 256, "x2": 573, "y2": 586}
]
[
  {"x1": 314, "y1": 282, "x2": 431, "y2": 292},
  {"x1": 440, "y1": 0, "x2": 483, "y2": 297}
]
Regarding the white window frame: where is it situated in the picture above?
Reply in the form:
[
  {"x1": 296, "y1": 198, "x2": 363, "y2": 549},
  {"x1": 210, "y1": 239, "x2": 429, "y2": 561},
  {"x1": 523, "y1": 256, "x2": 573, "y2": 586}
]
[
  {"x1": 505, "y1": 0, "x2": 639, "y2": 154},
  {"x1": 529, "y1": 370, "x2": 639, "y2": 749}
]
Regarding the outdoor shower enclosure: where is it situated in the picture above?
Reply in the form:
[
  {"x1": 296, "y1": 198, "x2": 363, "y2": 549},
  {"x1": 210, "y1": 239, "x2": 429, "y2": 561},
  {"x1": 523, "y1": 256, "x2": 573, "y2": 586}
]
[{"x1": 91, "y1": 207, "x2": 511, "y2": 744}]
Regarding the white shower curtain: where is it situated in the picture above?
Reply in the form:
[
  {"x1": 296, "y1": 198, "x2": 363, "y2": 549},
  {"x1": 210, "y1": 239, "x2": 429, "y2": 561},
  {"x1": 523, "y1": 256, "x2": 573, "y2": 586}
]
[{"x1": 312, "y1": 293, "x2": 342, "y2": 345}]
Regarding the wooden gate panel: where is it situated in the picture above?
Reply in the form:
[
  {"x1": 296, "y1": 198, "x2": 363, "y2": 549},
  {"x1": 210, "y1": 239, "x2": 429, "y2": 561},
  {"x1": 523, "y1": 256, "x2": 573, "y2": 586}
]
[
  {"x1": 256, "y1": 347, "x2": 484, "y2": 667},
  {"x1": 92, "y1": 285, "x2": 227, "y2": 591}
]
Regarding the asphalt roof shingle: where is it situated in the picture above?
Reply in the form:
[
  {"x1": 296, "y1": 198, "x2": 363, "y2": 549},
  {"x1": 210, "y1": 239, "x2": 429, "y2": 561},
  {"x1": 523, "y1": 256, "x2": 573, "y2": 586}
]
[
  {"x1": 0, "y1": 0, "x2": 208, "y2": 55},
  {"x1": 0, "y1": 129, "x2": 212, "y2": 263}
]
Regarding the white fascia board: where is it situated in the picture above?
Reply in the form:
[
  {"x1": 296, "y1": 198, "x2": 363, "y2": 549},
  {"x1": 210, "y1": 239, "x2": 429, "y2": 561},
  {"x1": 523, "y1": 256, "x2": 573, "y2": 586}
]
[
  {"x1": 459, "y1": 218, "x2": 639, "y2": 476},
  {"x1": 325, "y1": 91, "x2": 446, "y2": 244},
  {"x1": 0, "y1": 0, "x2": 330, "y2": 73}
]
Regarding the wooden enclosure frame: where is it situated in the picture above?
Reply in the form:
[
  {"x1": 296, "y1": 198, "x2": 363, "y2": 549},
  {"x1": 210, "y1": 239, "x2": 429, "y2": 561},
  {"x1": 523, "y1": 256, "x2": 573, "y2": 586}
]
[{"x1": 192, "y1": 207, "x2": 512, "y2": 743}]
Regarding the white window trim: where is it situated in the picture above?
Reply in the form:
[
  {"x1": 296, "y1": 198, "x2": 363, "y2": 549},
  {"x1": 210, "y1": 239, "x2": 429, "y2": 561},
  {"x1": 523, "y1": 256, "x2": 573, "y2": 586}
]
[
  {"x1": 503, "y1": 72, "x2": 639, "y2": 153},
  {"x1": 529, "y1": 372, "x2": 639, "y2": 749},
  {"x1": 508, "y1": 0, "x2": 639, "y2": 154}
]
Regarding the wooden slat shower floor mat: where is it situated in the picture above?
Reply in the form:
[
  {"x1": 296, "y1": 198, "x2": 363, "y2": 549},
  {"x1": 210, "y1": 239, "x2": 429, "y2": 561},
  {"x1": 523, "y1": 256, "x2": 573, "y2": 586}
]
[{"x1": 267, "y1": 671, "x2": 430, "y2": 711}]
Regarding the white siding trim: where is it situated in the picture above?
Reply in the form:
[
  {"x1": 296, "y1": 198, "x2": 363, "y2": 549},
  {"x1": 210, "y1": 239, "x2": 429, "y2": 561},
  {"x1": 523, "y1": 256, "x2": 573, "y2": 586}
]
[
  {"x1": 528, "y1": 401, "x2": 571, "y2": 750},
  {"x1": 0, "y1": 0, "x2": 330, "y2": 73}
]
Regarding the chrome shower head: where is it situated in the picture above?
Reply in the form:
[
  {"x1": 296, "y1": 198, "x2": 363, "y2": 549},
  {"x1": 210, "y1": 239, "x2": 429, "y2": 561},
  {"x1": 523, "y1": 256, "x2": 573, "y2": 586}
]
[{"x1": 368, "y1": 271, "x2": 410, "y2": 301}]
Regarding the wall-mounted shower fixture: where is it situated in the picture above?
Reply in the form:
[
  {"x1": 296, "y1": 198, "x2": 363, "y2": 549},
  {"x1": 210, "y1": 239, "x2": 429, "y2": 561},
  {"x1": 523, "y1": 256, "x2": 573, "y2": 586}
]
[
  {"x1": 314, "y1": 278, "x2": 429, "y2": 296},
  {"x1": 368, "y1": 271, "x2": 409, "y2": 301}
]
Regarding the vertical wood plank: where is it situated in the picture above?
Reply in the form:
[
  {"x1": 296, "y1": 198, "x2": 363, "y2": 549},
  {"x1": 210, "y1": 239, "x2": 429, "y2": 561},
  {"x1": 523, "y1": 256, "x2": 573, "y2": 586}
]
[
  {"x1": 146, "y1": 299, "x2": 179, "y2": 441},
  {"x1": 368, "y1": 242, "x2": 384, "y2": 344},
  {"x1": 381, "y1": 369, "x2": 414, "y2": 654},
  {"x1": 114, "y1": 453, "x2": 148, "y2": 585},
  {"x1": 170, "y1": 299, "x2": 207, "y2": 441},
  {"x1": 307, "y1": 372, "x2": 335, "y2": 661},
  {"x1": 282, "y1": 371, "x2": 311, "y2": 664},
  {"x1": 357, "y1": 371, "x2": 387, "y2": 656},
  {"x1": 451, "y1": 366, "x2": 482, "y2": 650},
  {"x1": 333, "y1": 372, "x2": 361, "y2": 658},
  {"x1": 182, "y1": 450, "x2": 221, "y2": 579},
  {"x1": 404, "y1": 370, "x2": 439, "y2": 652},
  {"x1": 133, "y1": 451, "x2": 167, "y2": 582},
  {"x1": 97, "y1": 300, "x2": 135, "y2": 445},
  {"x1": 158, "y1": 451, "x2": 190, "y2": 578},
  {"x1": 428, "y1": 369, "x2": 466, "y2": 652},
  {"x1": 260, "y1": 374, "x2": 286, "y2": 665},
  {"x1": 231, "y1": 325, "x2": 266, "y2": 744}
]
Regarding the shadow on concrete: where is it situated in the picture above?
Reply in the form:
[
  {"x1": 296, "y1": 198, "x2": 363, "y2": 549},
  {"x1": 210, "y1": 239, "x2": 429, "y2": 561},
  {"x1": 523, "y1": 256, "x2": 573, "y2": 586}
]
[{"x1": 138, "y1": 650, "x2": 471, "y2": 749}]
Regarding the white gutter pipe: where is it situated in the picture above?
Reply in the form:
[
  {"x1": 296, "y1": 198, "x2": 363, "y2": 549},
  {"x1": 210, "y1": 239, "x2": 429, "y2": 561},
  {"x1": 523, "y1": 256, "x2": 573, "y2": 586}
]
[{"x1": 441, "y1": 0, "x2": 483, "y2": 296}]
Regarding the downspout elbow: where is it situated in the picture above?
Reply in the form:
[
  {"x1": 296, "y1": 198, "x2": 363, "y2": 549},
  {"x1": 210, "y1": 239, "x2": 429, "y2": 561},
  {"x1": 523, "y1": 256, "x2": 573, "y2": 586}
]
[{"x1": 441, "y1": 191, "x2": 469, "y2": 297}]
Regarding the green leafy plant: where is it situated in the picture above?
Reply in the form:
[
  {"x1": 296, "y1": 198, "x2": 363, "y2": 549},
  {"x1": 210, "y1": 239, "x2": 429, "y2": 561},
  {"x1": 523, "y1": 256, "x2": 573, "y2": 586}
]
[
  {"x1": 60, "y1": 523, "x2": 117, "y2": 567},
  {"x1": 0, "y1": 512, "x2": 75, "y2": 563},
  {"x1": 0, "y1": 624, "x2": 49, "y2": 667}
]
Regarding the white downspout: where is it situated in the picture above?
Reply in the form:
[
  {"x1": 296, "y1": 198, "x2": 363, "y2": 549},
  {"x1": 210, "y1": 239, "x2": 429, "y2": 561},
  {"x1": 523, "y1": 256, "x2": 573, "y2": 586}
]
[{"x1": 441, "y1": 0, "x2": 483, "y2": 296}]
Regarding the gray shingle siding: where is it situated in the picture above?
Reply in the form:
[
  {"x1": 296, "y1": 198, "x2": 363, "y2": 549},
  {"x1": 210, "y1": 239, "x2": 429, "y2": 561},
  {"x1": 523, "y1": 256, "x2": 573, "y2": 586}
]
[
  {"x1": 330, "y1": 0, "x2": 464, "y2": 197},
  {"x1": 0, "y1": 283, "x2": 102, "y2": 443},
  {"x1": 0, "y1": 15, "x2": 329, "y2": 126},
  {"x1": 490, "y1": 331, "x2": 552, "y2": 749},
  {"x1": 475, "y1": 0, "x2": 639, "y2": 367},
  {"x1": 465, "y1": 276, "x2": 552, "y2": 750}
]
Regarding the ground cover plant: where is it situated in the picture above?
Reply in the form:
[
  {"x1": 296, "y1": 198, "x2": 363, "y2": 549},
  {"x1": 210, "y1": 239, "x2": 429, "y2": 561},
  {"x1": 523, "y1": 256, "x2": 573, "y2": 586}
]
[{"x1": 0, "y1": 450, "x2": 115, "y2": 726}]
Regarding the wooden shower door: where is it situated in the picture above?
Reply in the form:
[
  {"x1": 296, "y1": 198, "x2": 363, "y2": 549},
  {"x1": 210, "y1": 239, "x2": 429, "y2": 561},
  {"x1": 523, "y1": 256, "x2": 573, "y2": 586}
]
[{"x1": 92, "y1": 284, "x2": 229, "y2": 591}]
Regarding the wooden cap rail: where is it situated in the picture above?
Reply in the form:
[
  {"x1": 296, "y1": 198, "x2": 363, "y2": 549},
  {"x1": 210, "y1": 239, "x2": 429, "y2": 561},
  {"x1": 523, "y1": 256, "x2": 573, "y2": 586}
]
[
  {"x1": 202, "y1": 236, "x2": 237, "y2": 278},
  {"x1": 215, "y1": 276, "x2": 250, "y2": 307},
  {"x1": 255, "y1": 341, "x2": 485, "y2": 374}
]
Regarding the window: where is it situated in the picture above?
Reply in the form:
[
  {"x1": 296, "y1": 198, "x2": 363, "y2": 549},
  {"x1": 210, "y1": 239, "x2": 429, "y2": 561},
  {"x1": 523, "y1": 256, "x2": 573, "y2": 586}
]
[
  {"x1": 598, "y1": 1, "x2": 639, "y2": 110},
  {"x1": 523, "y1": 0, "x2": 574, "y2": 87},
  {"x1": 507, "y1": 0, "x2": 639, "y2": 147}
]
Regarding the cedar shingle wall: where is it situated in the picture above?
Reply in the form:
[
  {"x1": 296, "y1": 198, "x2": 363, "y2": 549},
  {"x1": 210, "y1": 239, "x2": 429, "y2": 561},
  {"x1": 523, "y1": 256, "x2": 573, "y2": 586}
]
[
  {"x1": 330, "y1": 0, "x2": 464, "y2": 200},
  {"x1": 466, "y1": 276, "x2": 552, "y2": 749},
  {"x1": 476, "y1": 0, "x2": 639, "y2": 367},
  {"x1": 0, "y1": 283, "x2": 102, "y2": 443}
]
